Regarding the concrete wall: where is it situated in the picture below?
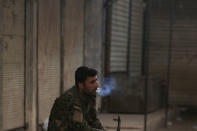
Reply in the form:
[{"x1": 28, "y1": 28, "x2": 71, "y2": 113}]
[
  {"x1": 0, "y1": 0, "x2": 104, "y2": 130},
  {"x1": 84, "y1": 0, "x2": 104, "y2": 110},
  {"x1": 38, "y1": 0, "x2": 61, "y2": 125},
  {"x1": 63, "y1": 0, "x2": 85, "y2": 91},
  {"x1": 0, "y1": 0, "x2": 25, "y2": 130}
]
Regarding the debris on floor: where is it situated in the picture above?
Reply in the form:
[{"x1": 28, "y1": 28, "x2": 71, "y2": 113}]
[{"x1": 193, "y1": 125, "x2": 197, "y2": 130}]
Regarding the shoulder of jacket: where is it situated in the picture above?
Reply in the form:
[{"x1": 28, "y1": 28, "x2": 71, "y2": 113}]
[{"x1": 55, "y1": 91, "x2": 73, "y2": 104}]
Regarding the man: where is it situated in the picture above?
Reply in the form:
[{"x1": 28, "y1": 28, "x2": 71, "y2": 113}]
[{"x1": 48, "y1": 66, "x2": 105, "y2": 131}]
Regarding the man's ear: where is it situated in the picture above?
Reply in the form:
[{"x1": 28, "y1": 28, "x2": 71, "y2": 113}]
[
  {"x1": 78, "y1": 82, "x2": 84, "y2": 94},
  {"x1": 78, "y1": 82, "x2": 83, "y2": 89}
]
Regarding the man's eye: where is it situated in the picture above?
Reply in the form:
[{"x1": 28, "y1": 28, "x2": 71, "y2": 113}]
[{"x1": 90, "y1": 81, "x2": 94, "y2": 84}]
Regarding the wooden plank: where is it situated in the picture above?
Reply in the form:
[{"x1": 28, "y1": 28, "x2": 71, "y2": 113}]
[
  {"x1": 63, "y1": 0, "x2": 84, "y2": 90},
  {"x1": 0, "y1": 2, "x2": 3, "y2": 130},
  {"x1": 0, "y1": 27, "x2": 3, "y2": 131},
  {"x1": 25, "y1": 0, "x2": 38, "y2": 131},
  {"x1": 0, "y1": 0, "x2": 25, "y2": 130},
  {"x1": 38, "y1": 0, "x2": 60, "y2": 124}
]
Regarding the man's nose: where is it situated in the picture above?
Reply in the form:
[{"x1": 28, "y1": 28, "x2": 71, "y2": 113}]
[{"x1": 95, "y1": 82, "x2": 99, "y2": 88}]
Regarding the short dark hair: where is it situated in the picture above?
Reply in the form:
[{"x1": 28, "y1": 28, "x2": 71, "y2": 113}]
[{"x1": 75, "y1": 66, "x2": 97, "y2": 86}]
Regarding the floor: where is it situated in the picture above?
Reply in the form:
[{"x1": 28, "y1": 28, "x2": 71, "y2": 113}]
[
  {"x1": 98, "y1": 109, "x2": 170, "y2": 131},
  {"x1": 157, "y1": 109, "x2": 197, "y2": 131}
]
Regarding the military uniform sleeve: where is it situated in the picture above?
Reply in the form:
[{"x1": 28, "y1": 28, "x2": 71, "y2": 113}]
[
  {"x1": 48, "y1": 94, "x2": 105, "y2": 131},
  {"x1": 87, "y1": 103, "x2": 104, "y2": 130}
]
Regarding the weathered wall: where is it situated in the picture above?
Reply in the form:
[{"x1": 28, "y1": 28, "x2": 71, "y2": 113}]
[
  {"x1": 25, "y1": 0, "x2": 38, "y2": 131},
  {"x1": 38, "y1": 0, "x2": 60, "y2": 124},
  {"x1": 84, "y1": 0, "x2": 104, "y2": 111},
  {"x1": 84, "y1": 0, "x2": 103, "y2": 76},
  {"x1": 147, "y1": 0, "x2": 197, "y2": 106},
  {"x1": 0, "y1": 0, "x2": 25, "y2": 130},
  {"x1": 129, "y1": 0, "x2": 144, "y2": 76},
  {"x1": 147, "y1": 0, "x2": 170, "y2": 80},
  {"x1": 0, "y1": 1, "x2": 3, "y2": 130},
  {"x1": 169, "y1": 0, "x2": 197, "y2": 106},
  {"x1": 0, "y1": 0, "x2": 104, "y2": 130},
  {"x1": 63, "y1": 0, "x2": 85, "y2": 91}
]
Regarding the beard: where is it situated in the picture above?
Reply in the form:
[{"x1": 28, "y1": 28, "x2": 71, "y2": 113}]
[{"x1": 83, "y1": 83, "x2": 97, "y2": 97}]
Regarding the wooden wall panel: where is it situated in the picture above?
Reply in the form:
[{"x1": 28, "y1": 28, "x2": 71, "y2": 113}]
[
  {"x1": 0, "y1": 0, "x2": 25, "y2": 130},
  {"x1": 38, "y1": 0, "x2": 60, "y2": 124},
  {"x1": 63, "y1": 0, "x2": 84, "y2": 90},
  {"x1": 25, "y1": 0, "x2": 38, "y2": 130}
]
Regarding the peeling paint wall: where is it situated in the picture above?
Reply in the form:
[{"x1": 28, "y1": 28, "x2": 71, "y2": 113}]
[
  {"x1": 63, "y1": 0, "x2": 85, "y2": 91},
  {"x1": 148, "y1": 0, "x2": 197, "y2": 106},
  {"x1": 0, "y1": 0, "x2": 104, "y2": 130},
  {"x1": 0, "y1": 0, "x2": 25, "y2": 130},
  {"x1": 84, "y1": 0, "x2": 104, "y2": 111},
  {"x1": 38, "y1": 0, "x2": 61, "y2": 124}
]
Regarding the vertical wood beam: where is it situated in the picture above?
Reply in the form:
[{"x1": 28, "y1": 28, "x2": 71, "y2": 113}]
[
  {"x1": 0, "y1": 1, "x2": 4, "y2": 129},
  {"x1": 25, "y1": 0, "x2": 38, "y2": 130},
  {"x1": 60, "y1": 0, "x2": 65, "y2": 95},
  {"x1": 0, "y1": 2, "x2": 4, "y2": 130},
  {"x1": 0, "y1": 30, "x2": 3, "y2": 131}
]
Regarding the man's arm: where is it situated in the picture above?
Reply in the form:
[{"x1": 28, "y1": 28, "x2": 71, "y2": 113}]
[{"x1": 87, "y1": 102, "x2": 104, "y2": 130}]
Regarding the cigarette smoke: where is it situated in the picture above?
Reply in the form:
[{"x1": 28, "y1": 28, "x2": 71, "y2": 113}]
[{"x1": 96, "y1": 77, "x2": 117, "y2": 96}]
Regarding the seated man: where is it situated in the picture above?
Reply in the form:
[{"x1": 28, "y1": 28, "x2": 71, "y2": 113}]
[{"x1": 48, "y1": 66, "x2": 105, "y2": 131}]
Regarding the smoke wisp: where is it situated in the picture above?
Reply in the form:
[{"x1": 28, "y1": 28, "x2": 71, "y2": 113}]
[{"x1": 96, "y1": 77, "x2": 117, "y2": 96}]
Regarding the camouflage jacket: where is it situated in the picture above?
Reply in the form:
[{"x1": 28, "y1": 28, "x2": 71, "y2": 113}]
[{"x1": 48, "y1": 86, "x2": 104, "y2": 131}]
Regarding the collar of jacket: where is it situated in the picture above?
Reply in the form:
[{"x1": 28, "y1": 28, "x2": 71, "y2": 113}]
[{"x1": 74, "y1": 85, "x2": 95, "y2": 104}]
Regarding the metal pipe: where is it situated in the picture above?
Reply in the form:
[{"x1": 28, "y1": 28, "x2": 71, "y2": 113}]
[
  {"x1": 142, "y1": 0, "x2": 152, "y2": 131},
  {"x1": 113, "y1": 115, "x2": 121, "y2": 131},
  {"x1": 60, "y1": 0, "x2": 65, "y2": 95},
  {"x1": 126, "y1": 0, "x2": 132, "y2": 75},
  {"x1": 165, "y1": 0, "x2": 175, "y2": 126},
  {"x1": 0, "y1": 35, "x2": 3, "y2": 131},
  {"x1": 24, "y1": 0, "x2": 27, "y2": 128},
  {"x1": 36, "y1": 0, "x2": 39, "y2": 130},
  {"x1": 104, "y1": 0, "x2": 113, "y2": 77}
]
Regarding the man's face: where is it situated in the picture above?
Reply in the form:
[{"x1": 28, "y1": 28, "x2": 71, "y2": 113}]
[{"x1": 83, "y1": 76, "x2": 99, "y2": 96}]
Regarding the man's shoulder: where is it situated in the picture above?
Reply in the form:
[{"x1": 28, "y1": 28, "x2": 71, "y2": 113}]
[
  {"x1": 57, "y1": 89, "x2": 73, "y2": 101},
  {"x1": 55, "y1": 86, "x2": 78, "y2": 104}
]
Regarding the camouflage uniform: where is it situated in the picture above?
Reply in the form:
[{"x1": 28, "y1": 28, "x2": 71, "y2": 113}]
[{"x1": 48, "y1": 86, "x2": 105, "y2": 131}]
